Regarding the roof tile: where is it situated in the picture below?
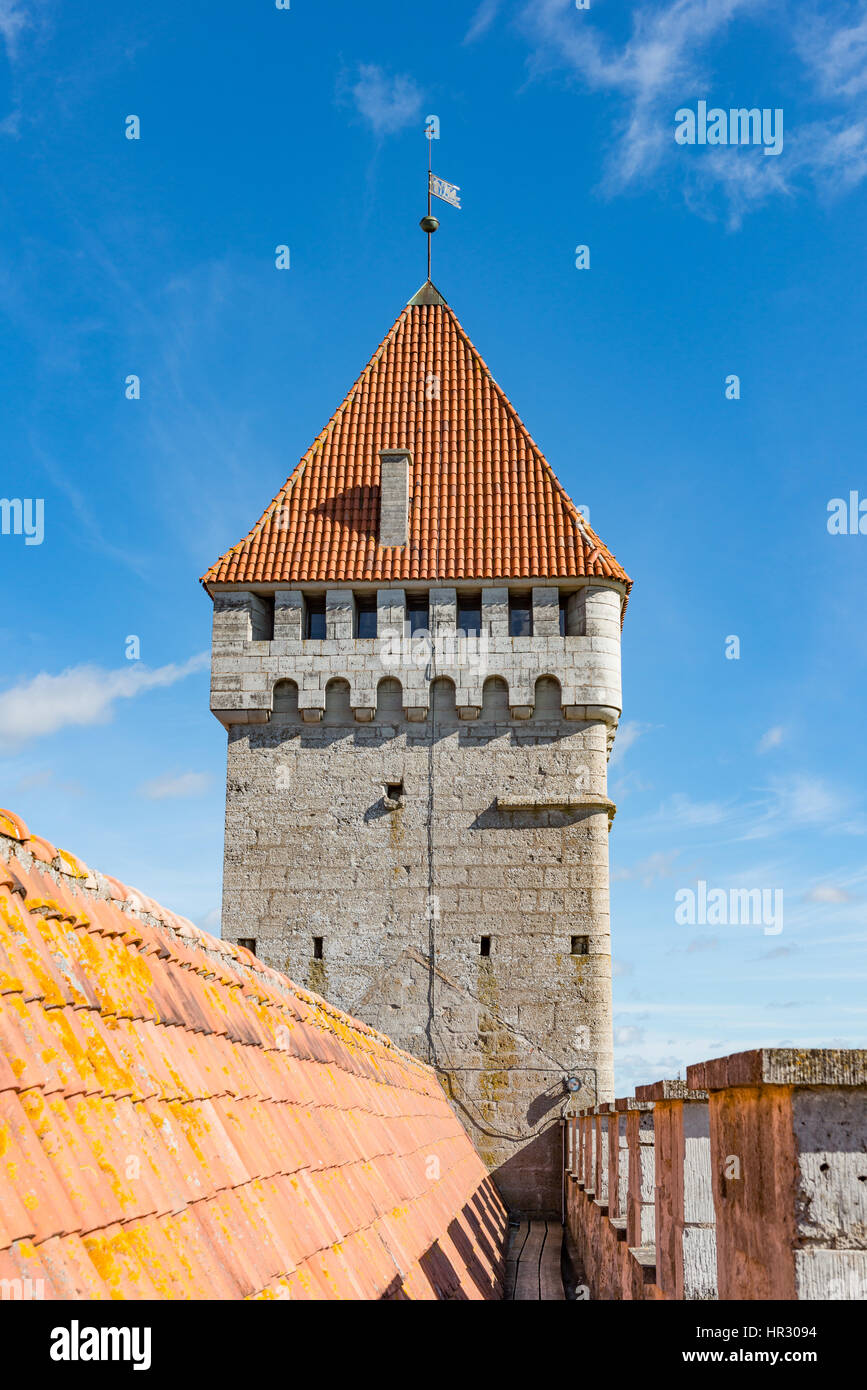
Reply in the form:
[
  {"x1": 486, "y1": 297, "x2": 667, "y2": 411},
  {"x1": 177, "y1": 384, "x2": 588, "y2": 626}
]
[
  {"x1": 0, "y1": 811, "x2": 508, "y2": 1299},
  {"x1": 201, "y1": 287, "x2": 631, "y2": 594}
]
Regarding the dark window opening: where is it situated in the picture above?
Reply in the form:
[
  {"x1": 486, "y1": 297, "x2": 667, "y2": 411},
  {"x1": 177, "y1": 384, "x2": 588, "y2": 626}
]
[
  {"x1": 509, "y1": 593, "x2": 532, "y2": 637},
  {"x1": 571, "y1": 935, "x2": 589, "y2": 956},
  {"x1": 458, "y1": 592, "x2": 481, "y2": 637},
  {"x1": 238, "y1": 938, "x2": 256, "y2": 954},
  {"x1": 251, "y1": 596, "x2": 275, "y2": 641},
  {"x1": 559, "y1": 595, "x2": 569, "y2": 637},
  {"x1": 407, "y1": 594, "x2": 429, "y2": 634},
  {"x1": 305, "y1": 596, "x2": 326, "y2": 640},
  {"x1": 480, "y1": 936, "x2": 491, "y2": 957},
  {"x1": 312, "y1": 936, "x2": 323, "y2": 960},
  {"x1": 356, "y1": 594, "x2": 377, "y2": 639},
  {"x1": 384, "y1": 780, "x2": 404, "y2": 809}
]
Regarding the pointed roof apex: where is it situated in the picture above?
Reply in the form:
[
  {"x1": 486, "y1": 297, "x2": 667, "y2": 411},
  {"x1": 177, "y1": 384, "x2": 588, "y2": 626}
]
[
  {"x1": 201, "y1": 288, "x2": 631, "y2": 598},
  {"x1": 407, "y1": 279, "x2": 448, "y2": 307}
]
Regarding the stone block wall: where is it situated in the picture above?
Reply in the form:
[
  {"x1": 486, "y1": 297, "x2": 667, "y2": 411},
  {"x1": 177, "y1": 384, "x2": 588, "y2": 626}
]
[{"x1": 208, "y1": 579, "x2": 626, "y2": 1215}]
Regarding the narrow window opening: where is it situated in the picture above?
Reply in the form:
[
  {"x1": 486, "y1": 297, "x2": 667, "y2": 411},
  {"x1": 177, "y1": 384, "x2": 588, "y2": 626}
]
[
  {"x1": 407, "y1": 594, "x2": 429, "y2": 634},
  {"x1": 480, "y1": 935, "x2": 491, "y2": 957},
  {"x1": 356, "y1": 593, "x2": 377, "y2": 638},
  {"x1": 238, "y1": 938, "x2": 256, "y2": 954},
  {"x1": 384, "y1": 780, "x2": 404, "y2": 808},
  {"x1": 458, "y1": 591, "x2": 481, "y2": 637},
  {"x1": 305, "y1": 596, "x2": 326, "y2": 640},
  {"x1": 571, "y1": 935, "x2": 589, "y2": 956},
  {"x1": 312, "y1": 936, "x2": 324, "y2": 960},
  {"x1": 509, "y1": 592, "x2": 533, "y2": 637},
  {"x1": 559, "y1": 595, "x2": 569, "y2": 637},
  {"x1": 251, "y1": 595, "x2": 275, "y2": 641}
]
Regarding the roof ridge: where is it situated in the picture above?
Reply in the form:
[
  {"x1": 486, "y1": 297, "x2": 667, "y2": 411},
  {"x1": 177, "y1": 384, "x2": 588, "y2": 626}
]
[
  {"x1": 0, "y1": 806, "x2": 431, "y2": 1070},
  {"x1": 0, "y1": 805, "x2": 510, "y2": 1299},
  {"x1": 202, "y1": 304, "x2": 414, "y2": 579},
  {"x1": 440, "y1": 303, "x2": 628, "y2": 583}
]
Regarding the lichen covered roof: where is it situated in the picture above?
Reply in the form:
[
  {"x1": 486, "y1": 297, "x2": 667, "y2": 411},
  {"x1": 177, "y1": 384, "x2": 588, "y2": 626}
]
[
  {"x1": 0, "y1": 809, "x2": 507, "y2": 1300},
  {"x1": 201, "y1": 283, "x2": 631, "y2": 590}
]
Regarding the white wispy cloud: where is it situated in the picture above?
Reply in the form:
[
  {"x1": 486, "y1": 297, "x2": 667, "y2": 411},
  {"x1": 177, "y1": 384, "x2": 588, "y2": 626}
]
[
  {"x1": 795, "y1": 6, "x2": 867, "y2": 99},
  {"x1": 655, "y1": 792, "x2": 736, "y2": 828},
  {"x1": 758, "y1": 725, "x2": 786, "y2": 753},
  {"x1": 0, "y1": 1, "x2": 33, "y2": 61},
  {"x1": 139, "y1": 771, "x2": 211, "y2": 800},
  {"x1": 521, "y1": 0, "x2": 757, "y2": 189},
  {"x1": 197, "y1": 906, "x2": 222, "y2": 935},
  {"x1": 609, "y1": 718, "x2": 653, "y2": 765},
  {"x1": 465, "y1": 0, "x2": 503, "y2": 44},
  {"x1": 613, "y1": 849, "x2": 681, "y2": 886},
  {"x1": 783, "y1": 774, "x2": 839, "y2": 824},
  {"x1": 519, "y1": 0, "x2": 867, "y2": 225},
  {"x1": 614, "y1": 1024, "x2": 644, "y2": 1045},
  {"x1": 685, "y1": 935, "x2": 719, "y2": 953},
  {"x1": 350, "y1": 64, "x2": 422, "y2": 137},
  {"x1": 0, "y1": 654, "x2": 208, "y2": 747},
  {"x1": 804, "y1": 883, "x2": 856, "y2": 904},
  {"x1": 645, "y1": 774, "x2": 861, "y2": 844}
]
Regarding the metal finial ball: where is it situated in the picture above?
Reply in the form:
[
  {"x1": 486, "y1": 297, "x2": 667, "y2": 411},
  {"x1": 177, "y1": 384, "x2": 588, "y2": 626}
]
[{"x1": 420, "y1": 215, "x2": 439, "y2": 234}]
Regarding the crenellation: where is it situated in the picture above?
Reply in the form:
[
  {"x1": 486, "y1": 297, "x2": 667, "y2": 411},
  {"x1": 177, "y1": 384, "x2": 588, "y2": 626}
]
[
  {"x1": 567, "y1": 1054, "x2": 867, "y2": 1300},
  {"x1": 532, "y1": 586, "x2": 560, "y2": 636}
]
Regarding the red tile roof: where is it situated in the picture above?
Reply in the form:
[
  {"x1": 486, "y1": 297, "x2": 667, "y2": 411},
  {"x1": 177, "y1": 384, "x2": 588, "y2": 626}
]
[
  {"x1": 0, "y1": 810, "x2": 507, "y2": 1300},
  {"x1": 201, "y1": 283, "x2": 631, "y2": 590}
]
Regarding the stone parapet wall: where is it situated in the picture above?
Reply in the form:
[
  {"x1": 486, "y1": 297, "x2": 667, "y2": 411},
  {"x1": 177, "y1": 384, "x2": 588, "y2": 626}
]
[
  {"x1": 208, "y1": 583, "x2": 623, "y2": 724},
  {"x1": 564, "y1": 1050, "x2": 867, "y2": 1300}
]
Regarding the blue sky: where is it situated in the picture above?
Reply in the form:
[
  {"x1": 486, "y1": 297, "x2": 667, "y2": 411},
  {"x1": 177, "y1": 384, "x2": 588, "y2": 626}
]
[{"x1": 1, "y1": 0, "x2": 865, "y2": 1094}]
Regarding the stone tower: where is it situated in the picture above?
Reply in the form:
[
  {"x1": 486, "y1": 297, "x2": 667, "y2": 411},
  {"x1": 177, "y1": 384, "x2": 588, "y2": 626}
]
[{"x1": 202, "y1": 281, "x2": 631, "y2": 1213}]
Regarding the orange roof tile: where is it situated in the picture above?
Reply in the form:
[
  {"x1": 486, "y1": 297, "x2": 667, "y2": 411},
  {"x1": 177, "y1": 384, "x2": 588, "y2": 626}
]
[
  {"x1": 201, "y1": 282, "x2": 631, "y2": 591},
  {"x1": 0, "y1": 809, "x2": 507, "y2": 1300}
]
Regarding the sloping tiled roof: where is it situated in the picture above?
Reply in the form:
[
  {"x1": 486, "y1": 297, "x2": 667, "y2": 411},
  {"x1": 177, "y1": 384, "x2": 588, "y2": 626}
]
[
  {"x1": 202, "y1": 283, "x2": 631, "y2": 589},
  {"x1": 0, "y1": 809, "x2": 507, "y2": 1300}
]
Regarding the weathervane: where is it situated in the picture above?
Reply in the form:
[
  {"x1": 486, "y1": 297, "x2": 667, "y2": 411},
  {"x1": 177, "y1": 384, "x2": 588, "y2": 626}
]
[{"x1": 421, "y1": 117, "x2": 461, "y2": 280}]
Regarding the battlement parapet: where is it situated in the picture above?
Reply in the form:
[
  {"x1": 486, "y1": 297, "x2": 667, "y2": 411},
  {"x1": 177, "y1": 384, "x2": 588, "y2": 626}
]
[
  {"x1": 565, "y1": 1049, "x2": 867, "y2": 1300},
  {"x1": 208, "y1": 582, "x2": 624, "y2": 727}
]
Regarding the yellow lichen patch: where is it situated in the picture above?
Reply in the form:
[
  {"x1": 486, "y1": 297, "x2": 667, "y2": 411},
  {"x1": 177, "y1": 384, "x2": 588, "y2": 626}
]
[
  {"x1": 23, "y1": 896, "x2": 66, "y2": 920},
  {"x1": 124, "y1": 1225, "x2": 176, "y2": 1299},
  {"x1": 0, "y1": 809, "x2": 511, "y2": 1304},
  {"x1": 55, "y1": 849, "x2": 88, "y2": 878},
  {"x1": 76, "y1": 1015, "x2": 134, "y2": 1094},
  {"x1": 0, "y1": 811, "x2": 28, "y2": 840},
  {"x1": 166, "y1": 1100, "x2": 207, "y2": 1166},
  {"x1": 44, "y1": 1007, "x2": 90, "y2": 1078},
  {"x1": 159, "y1": 1214, "x2": 198, "y2": 1281},
  {"x1": 0, "y1": 963, "x2": 24, "y2": 994},
  {"x1": 68, "y1": 1097, "x2": 125, "y2": 1206},
  {"x1": 9, "y1": 937, "x2": 65, "y2": 1008},
  {"x1": 0, "y1": 895, "x2": 26, "y2": 928},
  {"x1": 81, "y1": 1230, "x2": 130, "y2": 1299}
]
